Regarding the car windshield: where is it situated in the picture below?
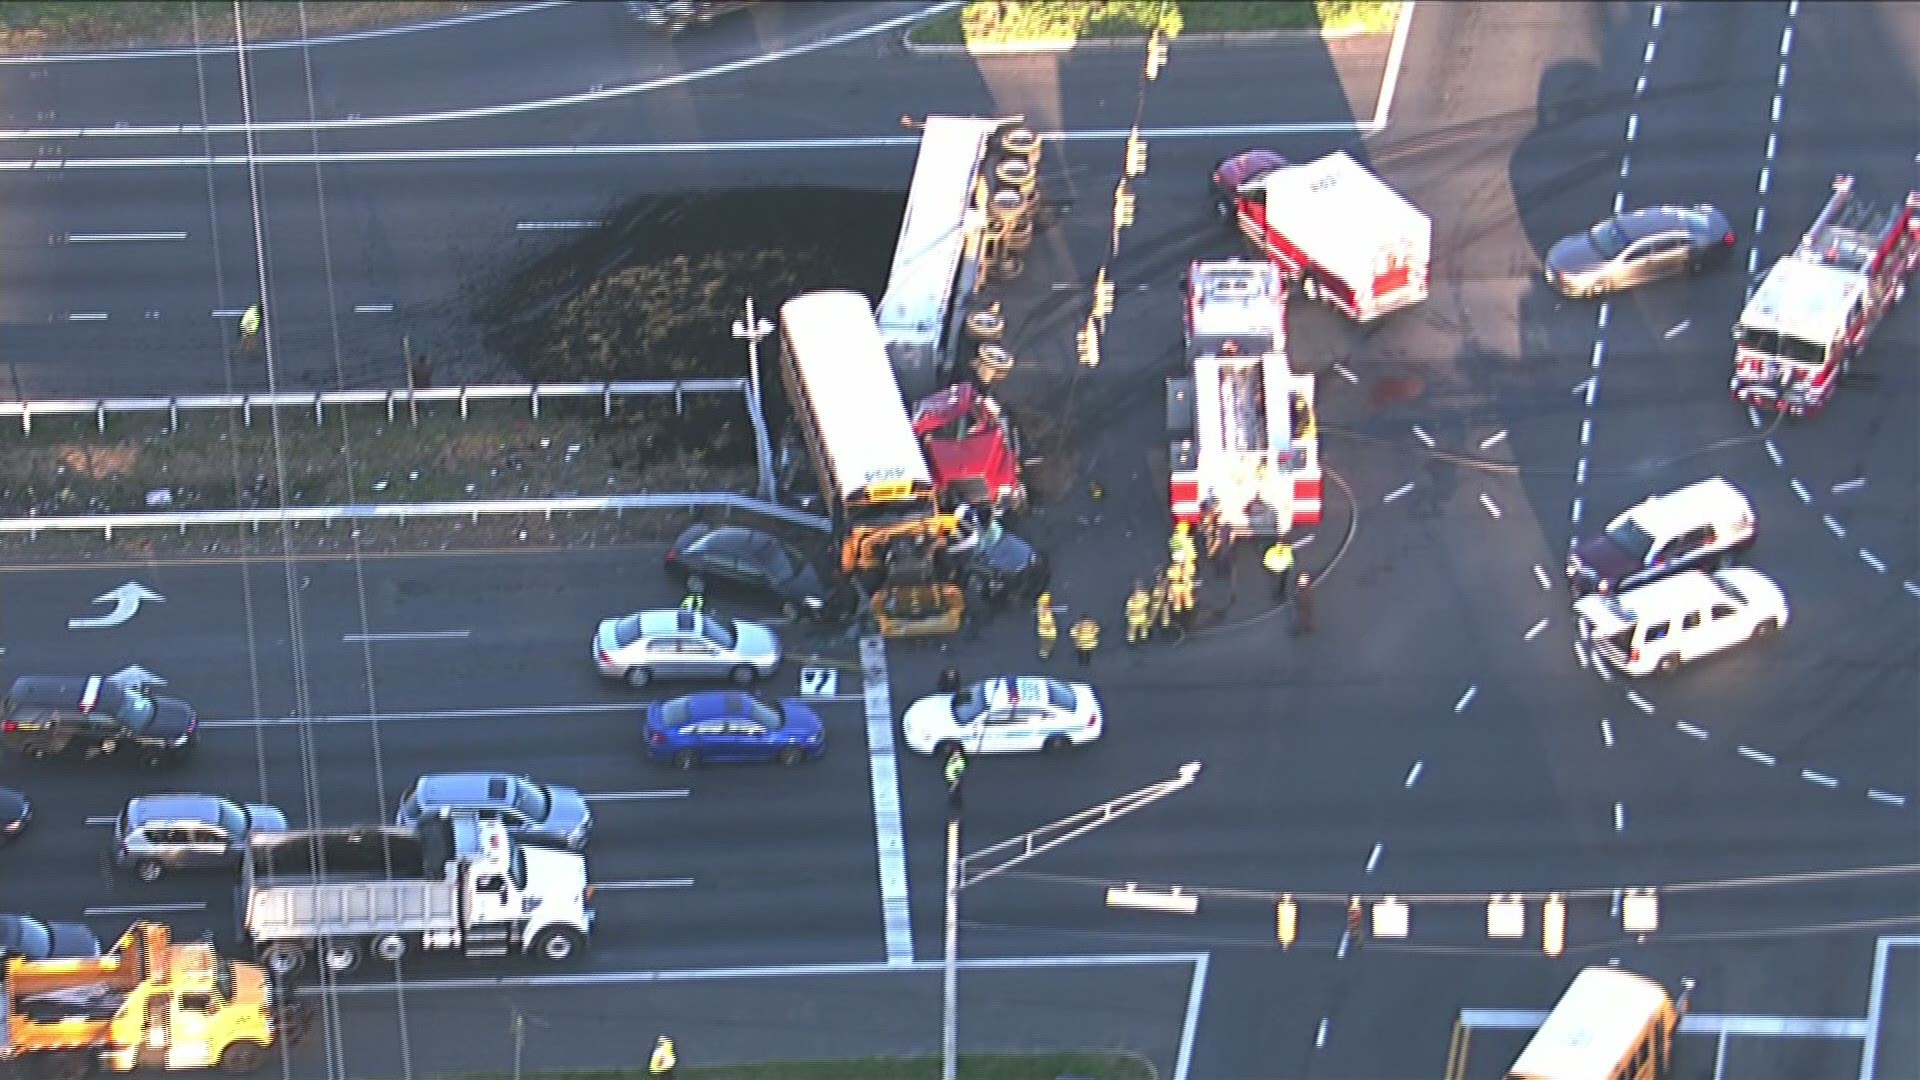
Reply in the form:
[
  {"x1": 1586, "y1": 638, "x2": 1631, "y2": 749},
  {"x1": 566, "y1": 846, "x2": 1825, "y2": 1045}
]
[
  {"x1": 613, "y1": 616, "x2": 645, "y2": 647},
  {"x1": 1713, "y1": 576, "x2": 1749, "y2": 606},
  {"x1": 115, "y1": 687, "x2": 156, "y2": 730},
  {"x1": 697, "y1": 615, "x2": 737, "y2": 650},
  {"x1": 512, "y1": 779, "x2": 551, "y2": 821},
  {"x1": 1588, "y1": 219, "x2": 1632, "y2": 259},
  {"x1": 749, "y1": 699, "x2": 786, "y2": 731},
  {"x1": 659, "y1": 699, "x2": 694, "y2": 727},
  {"x1": 219, "y1": 803, "x2": 248, "y2": 836},
  {"x1": 1604, "y1": 517, "x2": 1658, "y2": 563},
  {"x1": 1735, "y1": 327, "x2": 1826, "y2": 365},
  {"x1": 0, "y1": 917, "x2": 48, "y2": 959},
  {"x1": 951, "y1": 685, "x2": 990, "y2": 726}
]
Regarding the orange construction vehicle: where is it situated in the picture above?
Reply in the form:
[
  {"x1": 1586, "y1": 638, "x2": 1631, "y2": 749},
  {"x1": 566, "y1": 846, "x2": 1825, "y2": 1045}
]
[{"x1": 2, "y1": 922, "x2": 309, "y2": 1080}]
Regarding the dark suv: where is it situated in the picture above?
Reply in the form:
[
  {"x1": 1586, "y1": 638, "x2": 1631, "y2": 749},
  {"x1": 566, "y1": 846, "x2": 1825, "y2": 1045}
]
[{"x1": 0, "y1": 675, "x2": 198, "y2": 766}]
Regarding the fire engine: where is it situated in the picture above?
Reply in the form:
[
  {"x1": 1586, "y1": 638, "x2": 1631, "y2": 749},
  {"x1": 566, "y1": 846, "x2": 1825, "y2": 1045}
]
[
  {"x1": 1167, "y1": 260, "x2": 1321, "y2": 536},
  {"x1": 1731, "y1": 175, "x2": 1919, "y2": 417},
  {"x1": 1213, "y1": 150, "x2": 1431, "y2": 322}
]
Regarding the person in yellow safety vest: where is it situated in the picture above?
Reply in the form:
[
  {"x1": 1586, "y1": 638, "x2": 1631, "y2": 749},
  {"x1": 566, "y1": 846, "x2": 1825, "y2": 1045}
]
[
  {"x1": 1264, "y1": 539, "x2": 1295, "y2": 603},
  {"x1": 1124, "y1": 580, "x2": 1152, "y2": 645},
  {"x1": 1069, "y1": 615, "x2": 1100, "y2": 667},
  {"x1": 1170, "y1": 522, "x2": 1197, "y2": 571},
  {"x1": 1149, "y1": 571, "x2": 1171, "y2": 632},
  {"x1": 238, "y1": 304, "x2": 263, "y2": 353},
  {"x1": 649, "y1": 1035, "x2": 677, "y2": 1078},
  {"x1": 1167, "y1": 559, "x2": 1196, "y2": 623},
  {"x1": 1035, "y1": 592, "x2": 1058, "y2": 661},
  {"x1": 679, "y1": 588, "x2": 704, "y2": 613}
]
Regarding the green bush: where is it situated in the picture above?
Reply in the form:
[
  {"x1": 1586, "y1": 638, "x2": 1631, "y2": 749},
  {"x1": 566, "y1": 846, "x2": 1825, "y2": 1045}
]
[
  {"x1": 914, "y1": 0, "x2": 1399, "y2": 45},
  {"x1": 959, "y1": 1, "x2": 1182, "y2": 44}
]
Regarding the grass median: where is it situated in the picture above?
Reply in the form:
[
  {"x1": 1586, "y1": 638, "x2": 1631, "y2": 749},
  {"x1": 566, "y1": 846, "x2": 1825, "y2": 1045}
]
[
  {"x1": 440, "y1": 1053, "x2": 1154, "y2": 1080},
  {"x1": 0, "y1": 2, "x2": 509, "y2": 53},
  {"x1": 908, "y1": 0, "x2": 1401, "y2": 48}
]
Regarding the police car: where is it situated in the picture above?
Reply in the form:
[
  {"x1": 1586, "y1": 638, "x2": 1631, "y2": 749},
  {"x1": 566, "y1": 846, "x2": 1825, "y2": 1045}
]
[{"x1": 901, "y1": 676, "x2": 1103, "y2": 757}]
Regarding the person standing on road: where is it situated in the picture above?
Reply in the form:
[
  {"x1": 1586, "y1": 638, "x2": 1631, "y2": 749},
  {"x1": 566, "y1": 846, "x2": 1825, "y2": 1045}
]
[
  {"x1": 679, "y1": 586, "x2": 705, "y2": 613},
  {"x1": 1198, "y1": 500, "x2": 1230, "y2": 573},
  {"x1": 237, "y1": 304, "x2": 263, "y2": 354},
  {"x1": 1070, "y1": 614, "x2": 1100, "y2": 667},
  {"x1": 1170, "y1": 522, "x2": 1198, "y2": 575},
  {"x1": 1125, "y1": 580, "x2": 1152, "y2": 646},
  {"x1": 1291, "y1": 573, "x2": 1315, "y2": 636},
  {"x1": 944, "y1": 747, "x2": 968, "y2": 812},
  {"x1": 1263, "y1": 539, "x2": 1295, "y2": 604},
  {"x1": 1167, "y1": 559, "x2": 1196, "y2": 626},
  {"x1": 649, "y1": 1035, "x2": 677, "y2": 1078},
  {"x1": 1035, "y1": 592, "x2": 1058, "y2": 661},
  {"x1": 1149, "y1": 571, "x2": 1172, "y2": 638}
]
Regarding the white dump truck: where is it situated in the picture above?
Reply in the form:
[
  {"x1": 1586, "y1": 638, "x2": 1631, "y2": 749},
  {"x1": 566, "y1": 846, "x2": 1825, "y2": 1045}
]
[{"x1": 240, "y1": 813, "x2": 592, "y2": 979}]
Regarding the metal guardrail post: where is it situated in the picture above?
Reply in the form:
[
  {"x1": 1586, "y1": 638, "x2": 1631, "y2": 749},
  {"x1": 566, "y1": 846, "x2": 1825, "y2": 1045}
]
[
  {"x1": 459, "y1": 387, "x2": 469, "y2": 420},
  {"x1": 603, "y1": 383, "x2": 613, "y2": 418},
  {"x1": 170, "y1": 399, "x2": 179, "y2": 432},
  {"x1": 312, "y1": 394, "x2": 324, "y2": 426},
  {"x1": 96, "y1": 403, "x2": 106, "y2": 434},
  {"x1": 531, "y1": 386, "x2": 541, "y2": 419}
]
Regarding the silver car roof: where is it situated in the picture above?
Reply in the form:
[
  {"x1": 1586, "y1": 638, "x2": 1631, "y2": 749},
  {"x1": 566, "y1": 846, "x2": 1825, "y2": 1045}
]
[{"x1": 126, "y1": 794, "x2": 231, "y2": 827}]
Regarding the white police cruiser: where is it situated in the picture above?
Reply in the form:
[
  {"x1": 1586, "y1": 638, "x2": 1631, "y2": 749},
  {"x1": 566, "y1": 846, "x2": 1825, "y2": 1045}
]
[{"x1": 901, "y1": 676, "x2": 1104, "y2": 757}]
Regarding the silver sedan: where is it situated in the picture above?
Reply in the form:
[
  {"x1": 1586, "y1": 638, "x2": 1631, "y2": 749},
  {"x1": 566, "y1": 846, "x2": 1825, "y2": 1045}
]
[
  {"x1": 1545, "y1": 205, "x2": 1735, "y2": 298},
  {"x1": 593, "y1": 608, "x2": 781, "y2": 688}
]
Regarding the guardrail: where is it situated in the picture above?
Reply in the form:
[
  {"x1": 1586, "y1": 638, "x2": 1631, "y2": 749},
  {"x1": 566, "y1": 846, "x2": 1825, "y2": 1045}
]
[
  {"x1": 0, "y1": 379, "x2": 749, "y2": 434},
  {"x1": 0, "y1": 493, "x2": 832, "y2": 539}
]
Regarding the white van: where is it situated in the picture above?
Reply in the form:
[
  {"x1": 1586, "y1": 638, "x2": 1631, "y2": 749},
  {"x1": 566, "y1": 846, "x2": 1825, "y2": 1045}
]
[{"x1": 1575, "y1": 567, "x2": 1788, "y2": 677}]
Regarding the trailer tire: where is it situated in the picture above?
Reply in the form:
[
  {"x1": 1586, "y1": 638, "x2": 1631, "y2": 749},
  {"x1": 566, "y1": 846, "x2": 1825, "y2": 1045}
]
[
  {"x1": 533, "y1": 926, "x2": 586, "y2": 963},
  {"x1": 135, "y1": 858, "x2": 165, "y2": 883},
  {"x1": 219, "y1": 1040, "x2": 269, "y2": 1075},
  {"x1": 373, "y1": 934, "x2": 408, "y2": 962},
  {"x1": 260, "y1": 942, "x2": 306, "y2": 979},
  {"x1": 320, "y1": 941, "x2": 360, "y2": 975}
]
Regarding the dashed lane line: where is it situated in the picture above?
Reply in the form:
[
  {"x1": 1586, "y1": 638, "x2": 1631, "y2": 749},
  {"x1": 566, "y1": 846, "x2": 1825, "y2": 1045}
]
[{"x1": 1453, "y1": 686, "x2": 1477, "y2": 714}]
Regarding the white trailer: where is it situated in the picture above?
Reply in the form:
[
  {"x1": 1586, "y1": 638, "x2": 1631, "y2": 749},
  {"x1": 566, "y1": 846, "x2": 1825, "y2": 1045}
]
[{"x1": 242, "y1": 814, "x2": 592, "y2": 979}]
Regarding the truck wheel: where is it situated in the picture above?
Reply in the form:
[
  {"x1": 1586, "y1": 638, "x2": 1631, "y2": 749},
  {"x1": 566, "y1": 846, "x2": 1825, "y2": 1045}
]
[
  {"x1": 135, "y1": 859, "x2": 166, "y2": 883},
  {"x1": 320, "y1": 941, "x2": 360, "y2": 975},
  {"x1": 532, "y1": 926, "x2": 586, "y2": 963},
  {"x1": 729, "y1": 665, "x2": 757, "y2": 685},
  {"x1": 219, "y1": 1040, "x2": 269, "y2": 1075},
  {"x1": 373, "y1": 934, "x2": 408, "y2": 962},
  {"x1": 260, "y1": 943, "x2": 307, "y2": 979}
]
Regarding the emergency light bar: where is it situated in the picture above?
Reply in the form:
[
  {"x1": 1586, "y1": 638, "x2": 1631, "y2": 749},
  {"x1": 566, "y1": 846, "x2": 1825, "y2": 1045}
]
[{"x1": 1105, "y1": 884, "x2": 1199, "y2": 915}]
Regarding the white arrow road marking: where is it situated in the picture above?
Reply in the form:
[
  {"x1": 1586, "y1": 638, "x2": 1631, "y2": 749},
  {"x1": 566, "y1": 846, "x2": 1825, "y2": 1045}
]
[
  {"x1": 84, "y1": 902, "x2": 205, "y2": 915},
  {"x1": 108, "y1": 665, "x2": 168, "y2": 688},
  {"x1": 591, "y1": 879, "x2": 695, "y2": 891},
  {"x1": 582, "y1": 791, "x2": 689, "y2": 802},
  {"x1": 68, "y1": 582, "x2": 164, "y2": 629}
]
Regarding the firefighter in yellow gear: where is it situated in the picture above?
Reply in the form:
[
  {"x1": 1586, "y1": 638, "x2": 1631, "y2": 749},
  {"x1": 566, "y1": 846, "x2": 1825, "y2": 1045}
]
[
  {"x1": 1149, "y1": 571, "x2": 1171, "y2": 631},
  {"x1": 1167, "y1": 559, "x2": 1196, "y2": 620},
  {"x1": 1170, "y1": 521, "x2": 1198, "y2": 571},
  {"x1": 649, "y1": 1035, "x2": 677, "y2": 1078},
  {"x1": 1264, "y1": 539, "x2": 1296, "y2": 603},
  {"x1": 1035, "y1": 592, "x2": 1058, "y2": 660},
  {"x1": 1124, "y1": 580, "x2": 1152, "y2": 645},
  {"x1": 1069, "y1": 614, "x2": 1100, "y2": 666}
]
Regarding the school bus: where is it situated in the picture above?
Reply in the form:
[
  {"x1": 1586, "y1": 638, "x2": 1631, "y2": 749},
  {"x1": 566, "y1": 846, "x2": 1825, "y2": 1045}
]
[{"x1": 1505, "y1": 966, "x2": 1690, "y2": 1080}]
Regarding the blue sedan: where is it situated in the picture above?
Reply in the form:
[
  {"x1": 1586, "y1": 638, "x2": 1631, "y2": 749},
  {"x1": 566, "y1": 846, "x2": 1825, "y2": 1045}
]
[{"x1": 644, "y1": 692, "x2": 825, "y2": 769}]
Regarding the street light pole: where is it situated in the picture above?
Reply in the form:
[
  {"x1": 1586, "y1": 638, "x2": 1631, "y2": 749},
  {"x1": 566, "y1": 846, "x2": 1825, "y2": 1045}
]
[
  {"x1": 941, "y1": 762, "x2": 1203, "y2": 1080},
  {"x1": 731, "y1": 298, "x2": 777, "y2": 501}
]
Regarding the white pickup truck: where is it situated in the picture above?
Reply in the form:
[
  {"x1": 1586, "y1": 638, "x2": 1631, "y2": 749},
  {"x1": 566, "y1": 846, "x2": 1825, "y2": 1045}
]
[{"x1": 241, "y1": 813, "x2": 592, "y2": 979}]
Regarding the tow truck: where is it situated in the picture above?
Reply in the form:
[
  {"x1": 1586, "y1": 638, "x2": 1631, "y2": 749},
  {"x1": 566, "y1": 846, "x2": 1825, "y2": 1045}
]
[
  {"x1": 1, "y1": 922, "x2": 308, "y2": 1079},
  {"x1": 1167, "y1": 260, "x2": 1321, "y2": 535},
  {"x1": 1213, "y1": 150, "x2": 1430, "y2": 321},
  {"x1": 1731, "y1": 175, "x2": 1919, "y2": 417}
]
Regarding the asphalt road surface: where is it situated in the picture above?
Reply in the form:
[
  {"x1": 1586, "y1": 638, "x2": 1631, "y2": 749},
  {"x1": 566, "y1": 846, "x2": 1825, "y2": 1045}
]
[{"x1": 0, "y1": 3, "x2": 1916, "y2": 1079}]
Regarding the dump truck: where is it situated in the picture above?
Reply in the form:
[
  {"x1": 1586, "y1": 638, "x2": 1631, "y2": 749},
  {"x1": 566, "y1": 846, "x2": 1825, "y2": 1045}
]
[
  {"x1": 240, "y1": 812, "x2": 592, "y2": 980},
  {"x1": 1, "y1": 921, "x2": 309, "y2": 1080}
]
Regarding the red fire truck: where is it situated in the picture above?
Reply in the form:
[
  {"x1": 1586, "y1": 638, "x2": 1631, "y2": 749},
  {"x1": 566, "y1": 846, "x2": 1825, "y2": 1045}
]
[
  {"x1": 1731, "y1": 176, "x2": 1919, "y2": 417},
  {"x1": 1212, "y1": 150, "x2": 1431, "y2": 322},
  {"x1": 1167, "y1": 260, "x2": 1321, "y2": 536}
]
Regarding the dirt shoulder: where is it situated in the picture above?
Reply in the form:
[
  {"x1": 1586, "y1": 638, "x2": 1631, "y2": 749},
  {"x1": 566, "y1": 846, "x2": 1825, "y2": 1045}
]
[{"x1": 0, "y1": 2, "x2": 516, "y2": 54}]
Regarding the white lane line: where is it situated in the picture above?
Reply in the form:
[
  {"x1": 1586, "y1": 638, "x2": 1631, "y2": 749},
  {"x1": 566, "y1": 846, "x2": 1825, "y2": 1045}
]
[
  {"x1": 1524, "y1": 618, "x2": 1548, "y2": 641},
  {"x1": 1580, "y1": 418, "x2": 1592, "y2": 445},
  {"x1": 1364, "y1": 843, "x2": 1384, "y2": 874},
  {"x1": 1383, "y1": 482, "x2": 1415, "y2": 503},
  {"x1": 1626, "y1": 690, "x2": 1654, "y2": 714},
  {"x1": 1332, "y1": 363, "x2": 1358, "y2": 384},
  {"x1": 352, "y1": 303, "x2": 394, "y2": 314},
  {"x1": 1403, "y1": 761, "x2": 1423, "y2": 788},
  {"x1": 1791, "y1": 478, "x2": 1811, "y2": 503},
  {"x1": 1315, "y1": 1017, "x2": 1330, "y2": 1049},
  {"x1": 860, "y1": 635, "x2": 914, "y2": 967},
  {"x1": 1676, "y1": 722, "x2": 1708, "y2": 740},
  {"x1": 1613, "y1": 803, "x2": 1626, "y2": 832},
  {"x1": 1663, "y1": 319, "x2": 1689, "y2": 339},
  {"x1": 1765, "y1": 440, "x2": 1781, "y2": 465},
  {"x1": 582, "y1": 790, "x2": 689, "y2": 802},
  {"x1": 1576, "y1": 459, "x2": 1588, "y2": 486},
  {"x1": 1597, "y1": 304, "x2": 1611, "y2": 331},
  {"x1": 199, "y1": 701, "x2": 648, "y2": 729},
  {"x1": 85, "y1": 815, "x2": 118, "y2": 825},
  {"x1": 1905, "y1": 581, "x2": 1920, "y2": 600},
  {"x1": 212, "y1": 308, "x2": 247, "y2": 318},
  {"x1": 1626, "y1": 114, "x2": 1639, "y2": 141},
  {"x1": 67, "y1": 312, "x2": 108, "y2": 321},
  {"x1": 1570, "y1": 497, "x2": 1583, "y2": 526},
  {"x1": 1453, "y1": 686, "x2": 1477, "y2": 714},
  {"x1": 1801, "y1": 769, "x2": 1838, "y2": 789},
  {"x1": 1479, "y1": 429, "x2": 1507, "y2": 450},
  {"x1": 1860, "y1": 550, "x2": 1886, "y2": 574},
  {"x1": 516, "y1": 220, "x2": 601, "y2": 231},
  {"x1": 1571, "y1": 377, "x2": 1594, "y2": 397},
  {"x1": 67, "y1": 231, "x2": 186, "y2": 242},
  {"x1": 1831, "y1": 478, "x2": 1865, "y2": 494},
  {"x1": 1823, "y1": 514, "x2": 1846, "y2": 538},
  {"x1": 1533, "y1": 565, "x2": 1551, "y2": 591},
  {"x1": 1599, "y1": 719, "x2": 1614, "y2": 748},
  {"x1": 1868, "y1": 790, "x2": 1907, "y2": 807},
  {"x1": 341, "y1": 630, "x2": 470, "y2": 643},
  {"x1": 1411, "y1": 426, "x2": 1434, "y2": 448},
  {"x1": 1479, "y1": 493, "x2": 1501, "y2": 518},
  {"x1": 1738, "y1": 746, "x2": 1776, "y2": 766},
  {"x1": 84, "y1": 902, "x2": 205, "y2": 915},
  {"x1": 1759, "y1": 165, "x2": 1771, "y2": 195},
  {"x1": 590, "y1": 879, "x2": 695, "y2": 891}
]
